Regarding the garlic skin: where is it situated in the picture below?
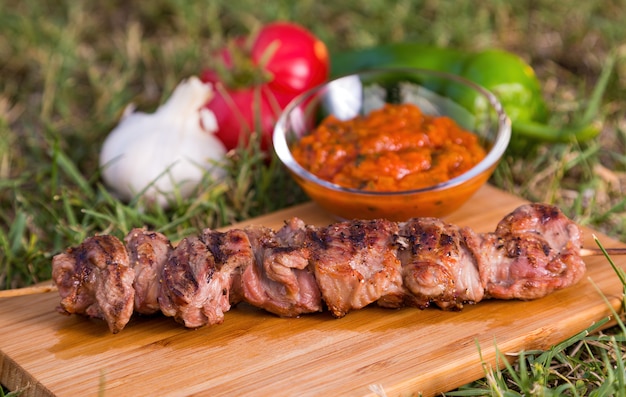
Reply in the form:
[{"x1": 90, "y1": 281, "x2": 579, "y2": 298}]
[{"x1": 99, "y1": 76, "x2": 227, "y2": 208}]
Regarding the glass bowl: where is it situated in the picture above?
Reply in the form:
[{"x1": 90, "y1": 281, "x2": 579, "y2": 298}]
[{"x1": 273, "y1": 68, "x2": 511, "y2": 221}]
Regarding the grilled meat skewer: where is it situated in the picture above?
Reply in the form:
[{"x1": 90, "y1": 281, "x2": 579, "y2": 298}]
[{"x1": 51, "y1": 203, "x2": 586, "y2": 333}]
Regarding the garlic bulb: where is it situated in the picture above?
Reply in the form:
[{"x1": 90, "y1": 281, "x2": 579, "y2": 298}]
[{"x1": 99, "y1": 76, "x2": 227, "y2": 208}]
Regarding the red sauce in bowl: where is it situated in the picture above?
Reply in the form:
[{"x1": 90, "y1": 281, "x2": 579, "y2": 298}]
[{"x1": 291, "y1": 103, "x2": 487, "y2": 192}]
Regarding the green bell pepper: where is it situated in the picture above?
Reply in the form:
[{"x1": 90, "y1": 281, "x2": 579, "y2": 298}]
[
  {"x1": 447, "y1": 49, "x2": 548, "y2": 125},
  {"x1": 331, "y1": 43, "x2": 467, "y2": 75},
  {"x1": 331, "y1": 43, "x2": 613, "y2": 146}
]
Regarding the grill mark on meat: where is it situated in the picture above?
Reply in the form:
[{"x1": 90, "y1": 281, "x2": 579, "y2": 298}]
[
  {"x1": 203, "y1": 231, "x2": 227, "y2": 264},
  {"x1": 343, "y1": 220, "x2": 368, "y2": 249},
  {"x1": 202, "y1": 230, "x2": 239, "y2": 266}
]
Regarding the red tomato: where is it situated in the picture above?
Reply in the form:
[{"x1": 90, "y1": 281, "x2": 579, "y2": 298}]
[{"x1": 201, "y1": 22, "x2": 329, "y2": 152}]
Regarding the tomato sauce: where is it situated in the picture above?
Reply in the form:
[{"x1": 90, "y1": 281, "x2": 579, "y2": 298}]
[{"x1": 291, "y1": 103, "x2": 487, "y2": 192}]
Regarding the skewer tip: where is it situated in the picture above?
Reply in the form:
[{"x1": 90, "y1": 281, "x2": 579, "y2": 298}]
[
  {"x1": 0, "y1": 284, "x2": 58, "y2": 299},
  {"x1": 580, "y1": 247, "x2": 626, "y2": 257}
]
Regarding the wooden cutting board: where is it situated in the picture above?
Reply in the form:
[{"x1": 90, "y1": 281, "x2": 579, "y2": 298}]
[{"x1": 2, "y1": 185, "x2": 625, "y2": 397}]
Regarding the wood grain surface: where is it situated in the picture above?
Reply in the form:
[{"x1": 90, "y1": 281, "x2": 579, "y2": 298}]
[{"x1": 1, "y1": 185, "x2": 624, "y2": 397}]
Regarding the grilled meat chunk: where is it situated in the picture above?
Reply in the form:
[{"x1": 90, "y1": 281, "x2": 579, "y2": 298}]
[
  {"x1": 466, "y1": 203, "x2": 586, "y2": 300},
  {"x1": 396, "y1": 218, "x2": 484, "y2": 310},
  {"x1": 233, "y1": 218, "x2": 322, "y2": 317},
  {"x1": 308, "y1": 219, "x2": 404, "y2": 318},
  {"x1": 158, "y1": 229, "x2": 253, "y2": 328},
  {"x1": 125, "y1": 228, "x2": 172, "y2": 315},
  {"x1": 51, "y1": 235, "x2": 135, "y2": 333}
]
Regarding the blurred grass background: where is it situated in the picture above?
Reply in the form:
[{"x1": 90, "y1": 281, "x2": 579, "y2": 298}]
[
  {"x1": 1, "y1": 0, "x2": 626, "y2": 394},
  {"x1": 1, "y1": 0, "x2": 625, "y2": 288}
]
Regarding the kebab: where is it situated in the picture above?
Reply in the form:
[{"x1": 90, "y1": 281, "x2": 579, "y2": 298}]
[{"x1": 47, "y1": 203, "x2": 602, "y2": 333}]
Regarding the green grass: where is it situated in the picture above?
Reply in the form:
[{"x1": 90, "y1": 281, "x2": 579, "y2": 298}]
[{"x1": 1, "y1": 0, "x2": 626, "y2": 394}]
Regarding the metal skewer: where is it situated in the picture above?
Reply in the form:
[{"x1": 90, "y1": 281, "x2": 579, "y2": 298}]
[{"x1": 580, "y1": 247, "x2": 626, "y2": 257}]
